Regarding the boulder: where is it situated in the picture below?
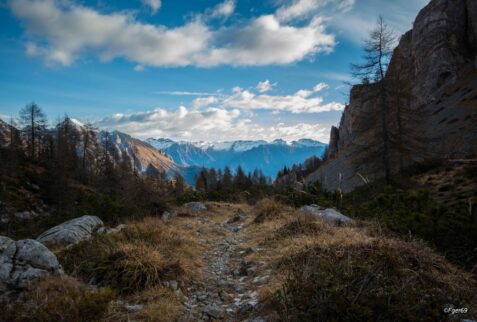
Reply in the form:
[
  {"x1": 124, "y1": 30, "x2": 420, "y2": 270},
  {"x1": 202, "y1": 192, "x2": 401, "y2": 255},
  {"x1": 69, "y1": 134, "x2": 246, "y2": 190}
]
[
  {"x1": 14, "y1": 210, "x2": 40, "y2": 220},
  {"x1": 183, "y1": 202, "x2": 207, "y2": 211},
  {"x1": 203, "y1": 303, "x2": 224, "y2": 319},
  {"x1": 161, "y1": 211, "x2": 175, "y2": 222},
  {"x1": 97, "y1": 224, "x2": 126, "y2": 235},
  {"x1": 299, "y1": 205, "x2": 353, "y2": 225},
  {"x1": 124, "y1": 304, "x2": 143, "y2": 313},
  {"x1": 37, "y1": 215, "x2": 104, "y2": 246},
  {"x1": 0, "y1": 236, "x2": 63, "y2": 289}
]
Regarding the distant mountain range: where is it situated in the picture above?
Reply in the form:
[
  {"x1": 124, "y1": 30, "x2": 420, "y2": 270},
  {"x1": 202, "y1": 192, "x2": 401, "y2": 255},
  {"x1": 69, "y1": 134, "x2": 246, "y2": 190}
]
[
  {"x1": 1, "y1": 117, "x2": 327, "y2": 185},
  {"x1": 53, "y1": 119, "x2": 202, "y2": 185},
  {"x1": 146, "y1": 138, "x2": 327, "y2": 178}
]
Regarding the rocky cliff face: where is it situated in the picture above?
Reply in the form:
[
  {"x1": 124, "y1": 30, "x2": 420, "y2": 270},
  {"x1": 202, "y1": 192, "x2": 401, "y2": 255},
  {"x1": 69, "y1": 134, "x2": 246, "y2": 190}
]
[
  {"x1": 307, "y1": 0, "x2": 477, "y2": 192},
  {"x1": 99, "y1": 130, "x2": 179, "y2": 177},
  {"x1": 0, "y1": 119, "x2": 19, "y2": 147}
]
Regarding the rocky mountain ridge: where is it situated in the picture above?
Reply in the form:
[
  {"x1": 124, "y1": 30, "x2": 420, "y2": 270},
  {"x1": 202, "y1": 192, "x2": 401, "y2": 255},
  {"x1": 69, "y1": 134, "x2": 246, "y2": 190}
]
[
  {"x1": 307, "y1": 0, "x2": 477, "y2": 192},
  {"x1": 0, "y1": 118, "x2": 202, "y2": 184}
]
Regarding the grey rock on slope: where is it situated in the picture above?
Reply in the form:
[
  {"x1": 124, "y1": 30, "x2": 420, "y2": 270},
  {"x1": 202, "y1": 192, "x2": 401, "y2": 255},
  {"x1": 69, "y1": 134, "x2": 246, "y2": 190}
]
[
  {"x1": 299, "y1": 205, "x2": 353, "y2": 225},
  {"x1": 37, "y1": 215, "x2": 104, "y2": 246},
  {"x1": 184, "y1": 202, "x2": 207, "y2": 211},
  {"x1": 0, "y1": 236, "x2": 63, "y2": 289}
]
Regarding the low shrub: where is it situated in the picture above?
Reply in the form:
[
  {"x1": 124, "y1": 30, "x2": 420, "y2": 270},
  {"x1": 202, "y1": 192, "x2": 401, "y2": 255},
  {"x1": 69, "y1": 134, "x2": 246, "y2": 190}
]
[
  {"x1": 275, "y1": 184, "x2": 335, "y2": 208},
  {"x1": 351, "y1": 188, "x2": 477, "y2": 269}
]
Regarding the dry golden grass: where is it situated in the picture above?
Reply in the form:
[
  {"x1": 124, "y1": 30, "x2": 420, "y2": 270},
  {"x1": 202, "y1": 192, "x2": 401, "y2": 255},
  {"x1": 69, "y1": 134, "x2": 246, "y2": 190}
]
[
  {"x1": 16, "y1": 201, "x2": 475, "y2": 321},
  {"x1": 1, "y1": 276, "x2": 114, "y2": 322},
  {"x1": 252, "y1": 198, "x2": 289, "y2": 223},
  {"x1": 412, "y1": 163, "x2": 477, "y2": 206},
  {"x1": 245, "y1": 207, "x2": 477, "y2": 321},
  {"x1": 59, "y1": 217, "x2": 203, "y2": 294},
  {"x1": 53, "y1": 203, "x2": 254, "y2": 321},
  {"x1": 103, "y1": 286, "x2": 182, "y2": 322},
  {"x1": 266, "y1": 212, "x2": 324, "y2": 241}
]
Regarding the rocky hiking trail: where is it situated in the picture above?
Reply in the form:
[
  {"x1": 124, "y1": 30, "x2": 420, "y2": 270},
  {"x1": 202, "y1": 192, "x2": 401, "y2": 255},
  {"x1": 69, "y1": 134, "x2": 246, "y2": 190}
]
[{"x1": 179, "y1": 204, "x2": 268, "y2": 322}]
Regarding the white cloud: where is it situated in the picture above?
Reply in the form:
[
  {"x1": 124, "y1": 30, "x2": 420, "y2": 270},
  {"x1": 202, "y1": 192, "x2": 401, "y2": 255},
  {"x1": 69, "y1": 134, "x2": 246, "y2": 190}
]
[
  {"x1": 221, "y1": 87, "x2": 343, "y2": 114},
  {"x1": 96, "y1": 106, "x2": 240, "y2": 140},
  {"x1": 210, "y1": 0, "x2": 235, "y2": 19},
  {"x1": 276, "y1": 0, "x2": 355, "y2": 22},
  {"x1": 195, "y1": 82, "x2": 343, "y2": 114},
  {"x1": 141, "y1": 0, "x2": 161, "y2": 15},
  {"x1": 94, "y1": 106, "x2": 331, "y2": 142},
  {"x1": 195, "y1": 15, "x2": 334, "y2": 66},
  {"x1": 256, "y1": 80, "x2": 275, "y2": 93},
  {"x1": 92, "y1": 81, "x2": 340, "y2": 142},
  {"x1": 192, "y1": 96, "x2": 218, "y2": 107},
  {"x1": 25, "y1": 42, "x2": 38, "y2": 56},
  {"x1": 326, "y1": 0, "x2": 430, "y2": 44},
  {"x1": 133, "y1": 64, "x2": 145, "y2": 72},
  {"x1": 10, "y1": 0, "x2": 211, "y2": 67},
  {"x1": 323, "y1": 71, "x2": 353, "y2": 82},
  {"x1": 10, "y1": 0, "x2": 335, "y2": 68},
  {"x1": 313, "y1": 82, "x2": 328, "y2": 92},
  {"x1": 156, "y1": 91, "x2": 219, "y2": 96}
]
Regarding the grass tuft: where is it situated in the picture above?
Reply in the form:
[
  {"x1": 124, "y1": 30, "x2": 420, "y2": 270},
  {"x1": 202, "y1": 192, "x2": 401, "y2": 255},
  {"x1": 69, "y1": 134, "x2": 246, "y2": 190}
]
[
  {"x1": 253, "y1": 198, "x2": 286, "y2": 223},
  {"x1": 269, "y1": 214, "x2": 324, "y2": 241},
  {"x1": 58, "y1": 217, "x2": 199, "y2": 294}
]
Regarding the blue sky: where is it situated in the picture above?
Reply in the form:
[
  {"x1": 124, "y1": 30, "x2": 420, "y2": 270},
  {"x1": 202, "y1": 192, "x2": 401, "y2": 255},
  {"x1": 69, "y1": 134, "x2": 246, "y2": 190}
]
[{"x1": 0, "y1": 0, "x2": 428, "y2": 142}]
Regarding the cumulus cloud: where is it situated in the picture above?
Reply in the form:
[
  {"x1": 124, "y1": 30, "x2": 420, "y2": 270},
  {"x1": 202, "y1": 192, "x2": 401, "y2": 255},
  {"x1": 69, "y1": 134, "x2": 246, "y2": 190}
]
[
  {"x1": 210, "y1": 0, "x2": 235, "y2": 19},
  {"x1": 10, "y1": 0, "x2": 335, "y2": 67},
  {"x1": 196, "y1": 15, "x2": 334, "y2": 66},
  {"x1": 256, "y1": 80, "x2": 275, "y2": 93},
  {"x1": 10, "y1": 0, "x2": 211, "y2": 67},
  {"x1": 141, "y1": 0, "x2": 161, "y2": 15},
  {"x1": 222, "y1": 89, "x2": 343, "y2": 114},
  {"x1": 192, "y1": 96, "x2": 219, "y2": 107},
  {"x1": 194, "y1": 82, "x2": 343, "y2": 114},
  {"x1": 95, "y1": 106, "x2": 242, "y2": 140},
  {"x1": 94, "y1": 106, "x2": 331, "y2": 142},
  {"x1": 92, "y1": 80, "x2": 341, "y2": 142}
]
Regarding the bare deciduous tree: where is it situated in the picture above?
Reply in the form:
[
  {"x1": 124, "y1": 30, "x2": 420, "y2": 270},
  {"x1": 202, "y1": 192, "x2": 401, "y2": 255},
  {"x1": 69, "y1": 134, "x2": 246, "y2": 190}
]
[
  {"x1": 19, "y1": 102, "x2": 47, "y2": 159},
  {"x1": 351, "y1": 16, "x2": 395, "y2": 184}
]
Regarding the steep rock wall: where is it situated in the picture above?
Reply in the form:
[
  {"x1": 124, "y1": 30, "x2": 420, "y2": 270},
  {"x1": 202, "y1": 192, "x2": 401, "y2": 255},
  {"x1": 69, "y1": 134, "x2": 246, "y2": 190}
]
[{"x1": 307, "y1": 0, "x2": 477, "y2": 192}]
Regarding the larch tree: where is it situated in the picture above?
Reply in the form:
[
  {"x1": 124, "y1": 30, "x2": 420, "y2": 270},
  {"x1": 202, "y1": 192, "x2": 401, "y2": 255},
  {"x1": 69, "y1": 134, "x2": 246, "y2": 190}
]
[
  {"x1": 19, "y1": 102, "x2": 47, "y2": 160},
  {"x1": 351, "y1": 16, "x2": 396, "y2": 184},
  {"x1": 81, "y1": 122, "x2": 95, "y2": 171},
  {"x1": 174, "y1": 173, "x2": 187, "y2": 196},
  {"x1": 222, "y1": 166, "x2": 233, "y2": 190}
]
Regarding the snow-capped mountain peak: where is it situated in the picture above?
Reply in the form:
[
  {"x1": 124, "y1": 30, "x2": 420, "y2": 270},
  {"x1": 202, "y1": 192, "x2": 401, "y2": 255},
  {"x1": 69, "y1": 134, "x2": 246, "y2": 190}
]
[
  {"x1": 146, "y1": 138, "x2": 176, "y2": 150},
  {"x1": 145, "y1": 137, "x2": 327, "y2": 178}
]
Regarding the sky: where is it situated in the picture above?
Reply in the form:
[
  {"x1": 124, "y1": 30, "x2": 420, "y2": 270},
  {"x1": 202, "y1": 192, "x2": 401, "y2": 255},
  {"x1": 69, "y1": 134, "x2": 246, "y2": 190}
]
[{"x1": 0, "y1": 0, "x2": 429, "y2": 143}]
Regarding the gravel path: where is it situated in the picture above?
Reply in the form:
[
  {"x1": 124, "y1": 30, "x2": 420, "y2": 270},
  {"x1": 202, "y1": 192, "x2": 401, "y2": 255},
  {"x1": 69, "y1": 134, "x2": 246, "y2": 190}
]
[{"x1": 179, "y1": 208, "x2": 267, "y2": 322}]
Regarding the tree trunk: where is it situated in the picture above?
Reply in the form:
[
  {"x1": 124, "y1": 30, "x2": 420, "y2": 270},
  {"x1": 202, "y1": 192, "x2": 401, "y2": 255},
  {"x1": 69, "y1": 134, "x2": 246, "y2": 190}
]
[
  {"x1": 380, "y1": 82, "x2": 391, "y2": 184},
  {"x1": 396, "y1": 92, "x2": 404, "y2": 173},
  {"x1": 31, "y1": 106, "x2": 35, "y2": 159}
]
